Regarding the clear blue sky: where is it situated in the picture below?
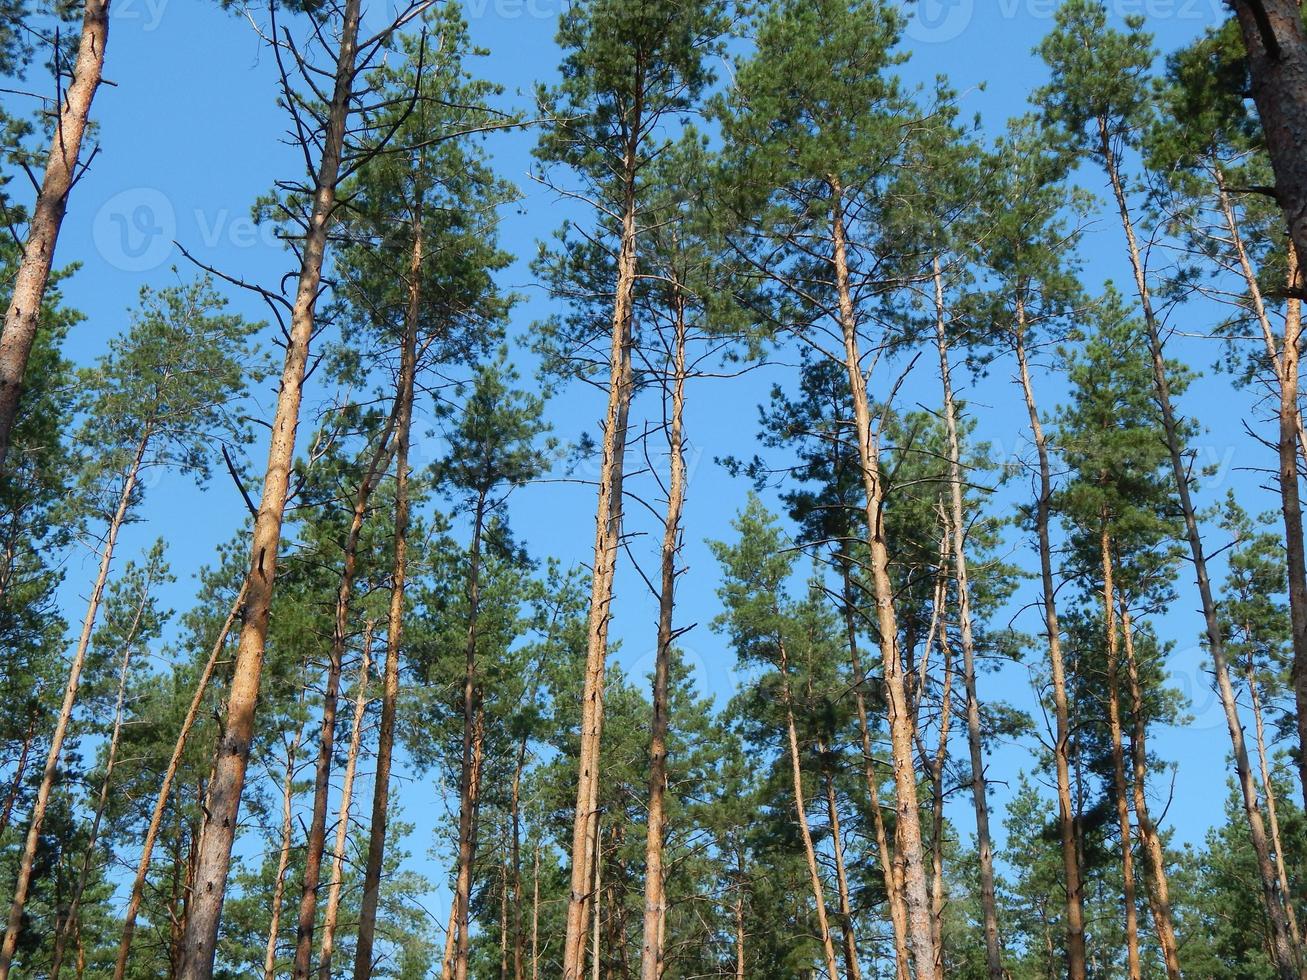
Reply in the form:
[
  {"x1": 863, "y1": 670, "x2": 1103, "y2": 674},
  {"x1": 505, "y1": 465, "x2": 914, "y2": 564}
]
[{"x1": 30, "y1": 0, "x2": 1266, "y2": 940}]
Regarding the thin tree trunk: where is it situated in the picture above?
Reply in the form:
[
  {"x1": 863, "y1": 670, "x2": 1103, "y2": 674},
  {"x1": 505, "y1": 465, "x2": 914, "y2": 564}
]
[
  {"x1": 352, "y1": 203, "x2": 421, "y2": 980},
  {"x1": 52, "y1": 560, "x2": 158, "y2": 980},
  {"x1": 734, "y1": 853, "x2": 746, "y2": 980},
  {"x1": 531, "y1": 845, "x2": 540, "y2": 980},
  {"x1": 1119, "y1": 605, "x2": 1183, "y2": 978},
  {"x1": 562, "y1": 118, "x2": 640, "y2": 980},
  {"x1": 640, "y1": 287, "x2": 688, "y2": 980},
  {"x1": 500, "y1": 856, "x2": 510, "y2": 980},
  {"x1": 510, "y1": 737, "x2": 528, "y2": 980},
  {"x1": 0, "y1": 716, "x2": 35, "y2": 839},
  {"x1": 777, "y1": 635, "x2": 840, "y2": 980},
  {"x1": 1244, "y1": 627, "x2": 1305, "y2": 950},
  {"x1": 1098, "y1": 122, "x2": 1302, "y2": 979},
  {"x1": 931, "y1": 258, "x2": 1003, "y2": 980},
  {"x1": 924, "y1": 619, "x2": 954, "y2": 980},
  {"x1": 591, "y1": 817, "x2": 602, "y2": 980},
  {"x1": 1099, "y1": 527, "x2": 1141, "y2": 980},
  {"x1": 264, "y1": 725, "x2": 305, "y2": 980},
  {"x1": 828, "y1": 180, "x2": 936, "y2": 979},
  {"x1": 0, "y1": 0, "x2": 110, "y2": 469},
  {"x1": 1012, "y1": 301, "x2": 1087, "y2": 979},
  {"x1": 114, "y1": 580, "x2": 247, "y2": 980},
  {"x1": 837, "y1": 556, "x2": 910, "y2": 980},
  {"x1": 292, "y1": 406, "x2": 400, "y2": 980},
  {"x1": 454, "y1": 492, "x2": 489, "y2": 980},
  {"x1": 823, "y1": 764, "x2": 862, "y2": 980},
  {"x1": 0, "y1": 430, "x2": 147, "y2": 977},
  {"x1": 317, "y1": 622, "x2": 373, "y2": 980},
  {"x1": 178, "y1": 5, "x2": 362, "y2": 974}
]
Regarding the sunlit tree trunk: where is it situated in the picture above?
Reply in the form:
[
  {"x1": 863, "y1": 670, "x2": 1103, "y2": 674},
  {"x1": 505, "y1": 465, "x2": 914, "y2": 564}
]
[
  {"x1": 823, "y1": 762, "x2": 862, "y2": 980},
  {"x1": 0, "y1": 429, "x2": 148, "y2": 977},
  {"x1": 1012, "y1": 301, "x2": 1087, "y2": 979},
  {"x1": 0, "y1": 0, "x2": 110, "y2": 469},
  {"x1": 264, "y1": 725, "x2": 305, "y2": 980}
]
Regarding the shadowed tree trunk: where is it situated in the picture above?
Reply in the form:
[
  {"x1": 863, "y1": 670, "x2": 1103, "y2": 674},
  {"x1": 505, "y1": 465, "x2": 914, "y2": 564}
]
[
  {"x1": 0, "y1": 0, "x2": 110, "y2": 469},
  {"x1": 264, "y1": 725, "x2": 305, "y2": 980}
]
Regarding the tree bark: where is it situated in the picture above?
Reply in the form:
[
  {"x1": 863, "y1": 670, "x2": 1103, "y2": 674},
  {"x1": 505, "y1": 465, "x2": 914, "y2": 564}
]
[
  {"x1": 1099, "y1": 527, "x2": 1141, "y2": 980},
  {"x1": 823, "y1": 764, "x2": 862, "y2": 980},
  {"x1": 639, "y1": 286, "x2": 688, "y2": 980},
  {"x1": 51, "y1": 560, "x2": 157, "y2": 980},
  {"x1": 561, "y1": 117, "x2": 640, "y2": 980},
  {"x1": 292, "y1": 402, "x2": 400, "y2": 980},
  {"x1": 0, "y1": 0, "x2": 110, "y2": 470},
  {"x1": 178, "y1": 4, "x2": 362, "y2": 974},
  {"x1": 317, "y1": 621, "x2": 374, "y2": 980},
  {"x1": 0, "y1": 429, "x2": 147, "y2": 977},
  {"x1": 1012, "y1": 300, "x2": 1087, "y2": 980},
  {"x1": 510, "y1": 738, "x2": 527, "y2": 980},
  {"x1": 1119, "y1": 606, "x2": 1183, "y2": 978},
  {"x1": 352, "y1": 200, "x2": 421, "y2": 980},
  {"x1": 0, "y1": 716, "x2": 35, "y2": 839},
  {"x1": 1098, "y1": 121, "x2": 1302, "y2": 979},
  {"x1": 931, "y1": 258, "x2": 1004, "y2": 980},
  {"x1": 264, "y1": 725, "x2": 305, "y2": 980},
  {"x1": 828, "y1": 180, "x2": 937, "y2": 979}
]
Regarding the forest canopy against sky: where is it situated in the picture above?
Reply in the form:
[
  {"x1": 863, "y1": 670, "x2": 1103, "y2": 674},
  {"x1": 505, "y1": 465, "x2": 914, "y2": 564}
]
[{"x1": 2, "y1": 0, "x2": 1307, "y2": 977}]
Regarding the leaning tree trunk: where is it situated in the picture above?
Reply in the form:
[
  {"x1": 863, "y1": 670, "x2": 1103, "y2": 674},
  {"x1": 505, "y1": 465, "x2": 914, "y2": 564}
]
[
  {"x1": 51, "y1": 562, "x2": 157, "y2": 980},
  {"x1": 113, "y1": 580, "x2": 247, "y2": 980},
  {"x1": 0, "y1": 429, "x2": 148, "y2": 978},
  {"x1": 932, "y1": 258, "x2": 1004, "y2": 980},
  {"x1": 1012, "y1": 300, "x2": 1087, "y2": 980},
  {"x1": 1100, "y1": 528, "x2": 1142, "y2": 980},
  {"x1": 264, "y1": 725, "x2": 305, "y2": 980},
  {"x1": 291, "y1": 408, "x2": 399, "y2": 980},
  {"x1": 776, "y1": 636, "x2": 840, "y2": 980},
  {"x1": 317, "y1": 621, "x2": 373, "y2": 980},
  {"x1": 352, "y1": 206, "x2": 421, "y2": 980},
  {"x1": 639, "y1": 286, "x2": 688, "y2": 980},
  {"x1": 1119, "y1": 605, "x2": 1183, "y2": 977},
  {"x1": 1099, "y1": 122, "x2": 1302, "y2": 979},
  {"x1": 0, "y1": 0, "x2": 110, "y2": 470},
  {"x1": 177, "y1": 5, "x2": 362, "y2": 976},
  {"x1": 561, "y1": 129, "x2": 639, "y2": 980},
  {"x1": 453, "y1": 492, "x2": 489, "y2": 980},
  {"x1": 829, "y1": 180, "x2": 937, "y2": 979}
]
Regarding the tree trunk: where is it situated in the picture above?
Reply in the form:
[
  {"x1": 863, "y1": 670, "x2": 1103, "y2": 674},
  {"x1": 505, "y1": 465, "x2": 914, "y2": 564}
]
[
  {"x1": 777, "y1": 635, "x2": 840, "y2": 980},
  {"x1": 352, "y1": 201, "x2": 420, "y2": 980},
  {"x1": 1099, "y1": 122, "x2": 1302, "y2": 979},
  {"x1": 1012, "y1": 300, "x2": 1087, "y2": 980},
  {"x1": 823, "y1": 765, "x2": 862, "y2": 980},
  {"x1": 531, "y1": 845, "x2": 540, "y2": 980},
  {"x1": 113, "y1": 580, "x2": 247, "y2": 980},
  {"x1": 828, "y1": 180, "x2": 937, "y2": 979},
  {"x1": 561, "y1": 123, "x2": 640, "y2": 980},
  {"x1": 639, "y1": 287, "x2": 688, "y2": 980},
  {"x1": 453, "y1": 492, "x2": 489, "y2": 980},
  {"x1": 292, "y1": 404, "x2": 400, "y2": 980},
  {"x1": 264, "y1": 726, "x2": 305, "y2": 980},
  {"x1": 317, "y1": 621, "x2": 374, "y2": 980},
  {"x1": 510, "y1": 737, "x2": 528, "y2": 980},
  {"x1": 931, "y1": 258, "x2": 1004, "y2": 980},
  {"x1": 52, "y1": 560, "x2": 158, "y2": 980},
  {"x1": 0, "y1": 0, "x2": 110, "y2": 469},
  {"x1": 1119, "y1": 606, "x2": 1183, "y2": 978},
  {"x1": 0, "y1": 430, "x2": 147, "y2": 977},
  {"x1": 178, "y1": 5, "x2": 362, "y2": 974},
  {"x1": 734, "y1": 854, "x2": 746, "y2": 980},
  {"x1": 0, "y1": 716, "x2": 35, "y2": 839},
  {"x1": 924, "y1": 616, "x2": 954, "y2": 980},
  {"x1": 1099, "y1": 527, "x2": 1142, "y2": 980}
]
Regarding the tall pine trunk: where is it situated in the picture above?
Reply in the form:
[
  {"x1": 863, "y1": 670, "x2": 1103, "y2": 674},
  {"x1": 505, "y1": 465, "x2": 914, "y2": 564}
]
[
  {"x1": 1098, "y1": 122, "x2": 1301, "y2": 979},
  {"x1": 178, "y1": 5, "x2": 362, "y2": 974},
  {"x1": 1012, "y1": 300, "x2": 1087, "y2": 978},
  {"x1": 0, "y1": 429, "x2": 148, "y2": 977},
  {"x1": 264, "y1": 725, "x2": 305, "y2": 980},
  {"x1": 639, "y1": 287, "x2": 688, "y2": 980},
  {"x1": 318, "y1": 622, "x2": 373, "y2": 980},
  {"x1": 352, "y1": 207, "x2": 421, "y2": 980},
  {"x1": 822, "y1": 761, "x2": 862, "y2": 980},
  {"x1": 931, "y1": 258, "x2": 1004, "y2": 979},
  {"x1": 828, "y1": 181, "x2": 937, "y2": 978},
  {"x1": 292, "y1": 406, "x2": 399, "y2": 979},
  {"x1": 113, "y1": 581, "x2": 247, "y2": 980},
  {"x1": 0, "y1": 0, "x2": 109, "y2": 468},
  {"x1": 561, "y1": 121, "x2": 639, "y2": 980},
  {"x1": 1119, "y1": 605, "x2": 1183, "y2": 977}
]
